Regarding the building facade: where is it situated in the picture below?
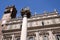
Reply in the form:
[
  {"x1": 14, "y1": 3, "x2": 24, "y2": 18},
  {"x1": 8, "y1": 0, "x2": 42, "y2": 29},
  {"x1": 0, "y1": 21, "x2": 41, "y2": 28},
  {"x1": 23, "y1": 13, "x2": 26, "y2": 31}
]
[{"x1": 0, "y1": 5, "x2": 60, "y2": 40}]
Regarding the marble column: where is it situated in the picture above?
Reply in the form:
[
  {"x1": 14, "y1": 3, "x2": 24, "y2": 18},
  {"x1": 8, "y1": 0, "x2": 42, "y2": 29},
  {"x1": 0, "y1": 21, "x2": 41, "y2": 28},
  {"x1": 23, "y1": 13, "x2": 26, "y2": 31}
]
[
  {"x1": 1, "y1": 36, "x2": 3, "y2": 40},
  {"x1": 35, "y1": 32, "x2": 43, "y2": 40},
  {"x1": 11, "y1": 34, "x2": 15, "y2": 40},
  {"x1": 40, "y1": 35, "x2": 43, "y2": 40},
  {"x1": 48, "y1": 31, "x2": 56, "y2": 40},
  {"x1": 20, "y1": 15, "x2": 28, "y2": 40},
  {"x1": 35, "y1": 32, "x2": 39, "y2": 40}
]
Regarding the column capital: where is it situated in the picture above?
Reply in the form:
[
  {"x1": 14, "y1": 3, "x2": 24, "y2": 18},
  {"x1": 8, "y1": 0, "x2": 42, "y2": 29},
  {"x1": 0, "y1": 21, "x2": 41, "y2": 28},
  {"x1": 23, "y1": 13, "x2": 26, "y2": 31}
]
[
  {"x1": 20, "y1": 7, "x2": 31, "y2": 18},
  {"x1": 11, "y1": 34, "x2": 14, "y2": 36},
  {"x1": 47, "y1": 31, "x2": 53, "y2": 33},
  {"x1": 35, "y1": 31, "x2": 39, "y2": 33},
  {"x1": 23, "y1": 14, "x2": 27, "y2": 18}
]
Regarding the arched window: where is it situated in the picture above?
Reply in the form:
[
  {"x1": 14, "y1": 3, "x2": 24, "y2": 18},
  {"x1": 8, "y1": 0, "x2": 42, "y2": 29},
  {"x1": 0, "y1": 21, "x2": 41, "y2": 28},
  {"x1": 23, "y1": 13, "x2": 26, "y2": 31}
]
[
  {"x1": 43, "y1": 35, "x2": 49, "y2": 40},
  {"x1": 17, "y1": 37, "x2": 20, "y2": 40},
  {"x1": 29, "y1": 36, "x2": 34, "y2": 40},
  {"x1": 56, "y1": 35, "x2": 60, "y2": 40},
  {"x1": 42, "y1": 21, "x2": 44, "y2": 26}
]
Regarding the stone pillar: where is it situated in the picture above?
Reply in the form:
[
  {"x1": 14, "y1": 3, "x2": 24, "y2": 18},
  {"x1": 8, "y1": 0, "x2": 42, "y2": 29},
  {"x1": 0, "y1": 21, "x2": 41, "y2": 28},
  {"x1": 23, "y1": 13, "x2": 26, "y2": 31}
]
[
  {"x1": 53, "y1": 34, "x2": 56, "y2": 40},
  {"x1": 40, "y1": 35, "x2": 43, "y2": 40},
  {"x1": 48, "y1": 31, "x2": 56, "y2": 40},
  {"x1": 11, "y1": 34, "x2": 15, "y2": 40},
  {"x1": 1, "y1": 36, "x2": 3, "y2": 40},
  {"x1": 35, "y1": 32, "x2": 39, "y2": 40},
  {"x1": 20, "y1": 7, "x2": 31, "y2": 40},
  {"x1": 35, "y1": 32, "x2": 43, "y2": 40},
  {"x1": 20, "y1": 15, "x2": 28, "y2": 40}
]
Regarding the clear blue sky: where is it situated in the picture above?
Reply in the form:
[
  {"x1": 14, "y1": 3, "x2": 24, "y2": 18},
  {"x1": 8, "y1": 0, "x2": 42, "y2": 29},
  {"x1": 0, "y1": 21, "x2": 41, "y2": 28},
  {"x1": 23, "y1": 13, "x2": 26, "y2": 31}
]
[{"x1": 0, "y1": 0, "x2": 60, "y2": 19}]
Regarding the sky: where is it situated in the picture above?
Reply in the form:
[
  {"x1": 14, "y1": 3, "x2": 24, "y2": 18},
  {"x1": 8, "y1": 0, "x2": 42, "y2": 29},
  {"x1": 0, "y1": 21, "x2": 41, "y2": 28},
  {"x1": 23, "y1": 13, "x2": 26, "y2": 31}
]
[{"x1": 0, "y1": 0, "x2": 60, "y2": 19}]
